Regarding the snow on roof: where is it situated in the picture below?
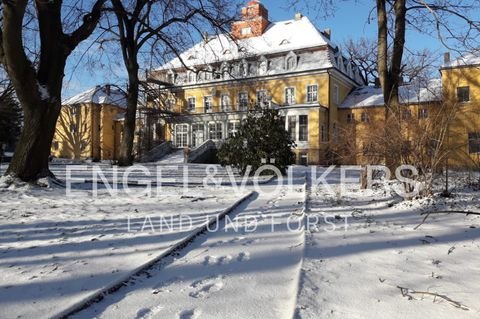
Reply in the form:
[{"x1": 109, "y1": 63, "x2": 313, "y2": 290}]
[
  {"x1": 63, "y1": 85, "x2": 127, "y2": 108},
  {"x1": 442, "y1": 52, "x2": 480, "y2": 69},
  {"x1": 157, "y1": 16, "x2": 332, "y2": 70},
  {"x1": 340, "y1": 79, "x2": 442, "y2": 109}
]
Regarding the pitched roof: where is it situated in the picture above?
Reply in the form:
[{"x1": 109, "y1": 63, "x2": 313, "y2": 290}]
[
  {"x1": 156, "y1": 16, "x2": 332, "y2": 70},
  {"x1": 340, "y1": 79, "x2": 442, "y2": 109},
  {"x1": 442, "y1": 52, "x2": 480, "y2": 69},
  {"x1": 63, "y1": 85, "x2": 127, "y2": 108}
]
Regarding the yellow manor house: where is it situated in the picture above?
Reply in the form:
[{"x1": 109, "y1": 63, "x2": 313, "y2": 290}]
[{"x1": 54, "y1": 0, "x2": 480, "y2": 167}]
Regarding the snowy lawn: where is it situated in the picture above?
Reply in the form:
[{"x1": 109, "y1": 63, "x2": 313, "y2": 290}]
[
  {"x1": 296, "y1": 172, "x2": 480, "y2": 318},
  {"x1": 0, "y1": 180, "x2": 250, "y2": 319},
  {"x1": 71, "y1": 168, "x2": 308, "y2": 319},
  {"x1": 0, "y1": 163, "x2": 273, "y2": 186}
]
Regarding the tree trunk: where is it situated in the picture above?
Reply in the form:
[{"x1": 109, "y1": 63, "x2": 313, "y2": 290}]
[
  {"x1": 6, "y1": 99, "x2": 61, "y2": 180},
  {"x1": 0, "y1": 0, "x2": 104, "y2": 181},
  {"x1": 376, "y1": 0, "x2": 390, "y2": 100},
  {"x1": 118, "y1": 68, "x2": 140, "y2": 166},
  {"x1": 376, "y1": 0, "x2": 406, "y2": 110}
]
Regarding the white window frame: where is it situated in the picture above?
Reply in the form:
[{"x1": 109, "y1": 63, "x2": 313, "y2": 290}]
[
  {"x1": 187, "y1": 97, "x2": 196, "y2": 112},
  {"x1": 361, "y1": 112, "x2": 369, "y2": 123},
  {"x1": 175, "y1": 124, "x2": 189, "y2": 148},
  {"x1": 187, "y1": 71, "x2": 196, "y2": 84},
  {"x1": 191, "y1": 123, "x2": 205, "y2": 148},
  {"x1": 285, "y1": 53, "x2": 297, "y2": 71},
  {"x1": 306, "y1": 84, "x2": 318, "y2": 103},
  {"x1": 238, "y1": 92, "x2": 249, "y2": 111},
  {"x1": 228, "y1": 120, "x2": 240, "y2": 138},
  {"x1": 287, "y1": 115, "x2": 297, "y2": 141},
  {"x1": 221, "y1": 94, "x2": 230, "y2": 112},
  {"x1": 298, "y1": 115, "x2": 308, "y2": 142},
  {"x1": 204, "y1": 96, "x2": 213, "y2": 113},
  {"x1": 285, "y1": 87, "x2": 296, "y2": 105},
  {"x1": 208, "y1": 122, "x2": 223, "y2": 140},
  {"x1": 257, "y1": 90, "x2": 268, "y2": 107},
  {"x1": 258, "y1": 59, "x2": 268, "y2": 75}
]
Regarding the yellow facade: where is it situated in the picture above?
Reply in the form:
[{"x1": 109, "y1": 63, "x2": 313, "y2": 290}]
[
  {"x1": 334, "y1": 64, "x2": 480, "y2": 168},
  {"x1": 52, "y1": 1, "x2": 480, "y2": 168},
  {"x1": 441, "y1": 65, "x2": 480, "y2": 167},
  {"x1": 159, "y1": 68, "x2": 357, "y2": 165},
  {"x1": 52, "y1": 103, "x2": 124, "y2": 161}
]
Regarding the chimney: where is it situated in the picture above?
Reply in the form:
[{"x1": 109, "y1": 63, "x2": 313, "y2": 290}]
[
  {"x1": 323, "y1": 28, "x2": 331, "y2": 40},
  {"x1": 374, "y1": 77, "x2": 381, "y2": 88},
  {"x1": 295, "y1": 12, "x2": 303, "y2": 21},
  {"x1": 444, "y1": 52, "x2": 451, "y2": 64},
  {"x1": 232, "y1": 0, "x2": 269, "y2": 39},
  {"x1": 105, "y1": 84, "x2": 111, "y2": 96}
]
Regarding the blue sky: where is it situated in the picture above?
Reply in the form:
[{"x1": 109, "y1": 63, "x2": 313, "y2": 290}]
[{"x1": 62, "y1": 0, "x2": 456, "y2": 99}]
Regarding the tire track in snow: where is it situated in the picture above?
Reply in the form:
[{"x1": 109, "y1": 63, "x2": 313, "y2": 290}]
[
  {"x1": 71, "y1": 169, "x2": 308, "y2": 319},
  {"x1": 56, "y1": 191, "x2": 254, "y2": 319}
]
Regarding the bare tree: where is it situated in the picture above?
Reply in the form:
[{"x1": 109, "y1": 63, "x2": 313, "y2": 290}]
[
  {"x1": 100, "y1": 0, "x2": 239, "y2": 166},
  {"x1": 0, "y1": 0, "x2": 105, "y2": 181},
  {"x1": 344, "y1": 37, "x2": 438, "y2": 85}
]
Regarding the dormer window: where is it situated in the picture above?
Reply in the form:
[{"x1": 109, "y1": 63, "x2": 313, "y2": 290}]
[
  {"x1": 286, "y1": 56, "x2": 296, "y2": 71},
  {"x1": 188, "y1": 55, "x2": 195, "y2": 60},
  {"x1": 223, "y1": 50, "x2": 232, "y2": 55},
  {"x1": 167, "y1": 72, "x2": 176, "y2": 84},
  {"x1": 204, "y1": 66, "x2": 213, "y2": 81},
  {"x1": 222, "y1": 63, "x2": 230, "y2": 79},
  {"x1": 187, "y1": 71, "x2": 196, "y2": 83},
  {"x1": 280, "y1": 39, "x2": 290, "y2": 46},
  {"x1": 258, "y1": 60, "x2": 268, "y2": 75},
  {"x1": 239, "y1": 60, "x2": 248, "y2": 77}
]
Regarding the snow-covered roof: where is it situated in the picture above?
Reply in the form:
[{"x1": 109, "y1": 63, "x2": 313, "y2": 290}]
[
  {"x1": 63, "y1": 85, "x2": 127, "y2": 108},
  {"x1": 340, "y1": 79, "x2": 442, "y2": 109},
  {"x1": 157, "y1": 16, "x2": 331, "y2": 70},
  {"x1": 442, "y1": 52, "x2": 480, "y2": 69}
]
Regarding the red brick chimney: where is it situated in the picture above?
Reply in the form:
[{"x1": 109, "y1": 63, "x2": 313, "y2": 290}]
[{"x1": 232, "y1": 1, "x2": 269, "y2": 39}]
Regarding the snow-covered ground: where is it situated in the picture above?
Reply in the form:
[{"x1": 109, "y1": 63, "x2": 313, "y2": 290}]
[
  {"x1": 0, "y1": 163, "x2": 273, "y2": 186},
  {"x1": 296, "y1": 170, "x2": 480, "y2": 319},
  {"x1": 0, "y1": 178, "x2": 250, "y2": 318},
  {"x1": 0, "y1": 164, "x2": 479, "y2": 319},
  {"x1": 72, "y1": 168, "x2": 307, "y2": 319}
]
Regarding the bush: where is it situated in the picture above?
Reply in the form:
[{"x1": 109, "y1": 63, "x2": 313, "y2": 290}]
[{"x1": 217, "y1": 107, "x2": 295, "y2": 175}]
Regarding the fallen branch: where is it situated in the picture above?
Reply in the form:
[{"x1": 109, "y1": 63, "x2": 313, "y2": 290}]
[
  {"x1": 397, "y1": 286, "x2": 469, "y2": 311},
  {"x1": 414, "y1": 212, "x2": 432, "y2": 230},
  {"x1": 415, "y1": 210, "x2": 480, "y2": 230},
  {"x1": 420, "y1": 210, "x2": 480, "y2": 216}
]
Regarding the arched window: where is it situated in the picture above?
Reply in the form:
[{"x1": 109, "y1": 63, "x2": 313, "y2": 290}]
[
  {"x1": 205, "y1": 67, "x2": 213, "y2": 81},
  {"x1": 239, "y1": 61, "x2": 248, "y2": 77},
  {"x1": 286, "y1": 56, "x2": 296, "y2": 70},
  {"x1": 188, "y1": 72, "x2": 195, "y2": 83},
  {"x1": 258, "y1": 57, "x2": 268, "y2": 75}
]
